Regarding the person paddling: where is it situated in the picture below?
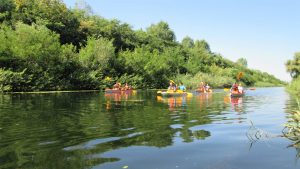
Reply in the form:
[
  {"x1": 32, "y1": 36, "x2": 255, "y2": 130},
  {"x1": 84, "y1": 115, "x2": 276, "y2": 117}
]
[
  {"x1": 168, "y1": 81, "x2": 176, "y2": 92},
  {"x1": 113, "y1": 82, "x2": 121, "y2": 90},
  {"x1": 178, "y1": 82, "x2": 186, "y2": 92},
  {"x1": 198, "y1": 82, "x2": 206, "y2": 93},
  {"x1": 123, "y1": 83, "x2": 132, "y2": 90},
  {"x1": 238, "y1": 83, "x2": 244, "y2": 93},
  {"x1": 206, "y1": 83, "x2": 213, "y2": 93},
  {"x1": 230, "y1": 82, "x2": 239, "y2": 93}
]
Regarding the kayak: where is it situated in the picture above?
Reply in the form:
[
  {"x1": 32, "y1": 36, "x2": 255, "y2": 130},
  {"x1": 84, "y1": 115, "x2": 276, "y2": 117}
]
[{"x1": 157, "y1": 90, "x2": 193, "y2": 97}]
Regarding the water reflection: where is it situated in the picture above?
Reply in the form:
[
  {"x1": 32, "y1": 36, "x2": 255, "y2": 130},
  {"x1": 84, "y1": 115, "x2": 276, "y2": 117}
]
[
  {"x1": 156, "y1": 95, "x2": 212, "y2": 143},
  {"x1": 104, "y1": 90, "x2": 136, "y2": 101},
  {"x1": 0, "y1": 93, "x2": 108, "y2": 169},
  {"x1": 0, "y1": 89, "x2": 298, "y2": 169},
  {"x1": 104, "y1": 91, "x2": 143, "y2": 110},
  {"x1": 156, "y1": 95, "x2": 189, "y2": 111},
  {"x1": 0, "y1": 92, "x2": 216, "y2": 169},
  {"x1": 224, "y1": 95, "x2": 244, "y2": 113}
]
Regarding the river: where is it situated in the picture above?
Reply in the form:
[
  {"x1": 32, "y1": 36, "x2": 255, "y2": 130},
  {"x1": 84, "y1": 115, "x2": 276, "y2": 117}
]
[{"x1": 0, "y1": 87, "x2": 299, "y2": 169}]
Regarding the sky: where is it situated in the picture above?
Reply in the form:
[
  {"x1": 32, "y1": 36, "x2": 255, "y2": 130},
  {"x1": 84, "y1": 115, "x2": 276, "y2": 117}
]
[{"x1": 63, "y1": 0, "x2": 300, "y2": 81}]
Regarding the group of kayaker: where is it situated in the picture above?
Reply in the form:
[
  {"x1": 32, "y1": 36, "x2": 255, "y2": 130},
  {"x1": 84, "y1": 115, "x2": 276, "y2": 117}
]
[
  {"x1": 168, "y1": 81, "x2": 186, "y2": 92},
  {"x1": 196, "y1": 82, "x2": 212, "y2": 93},
  {"x1": 112, "y1": 82, "x2": 132, "y2": 91},
  {"x1": 167, "y1": 81, "x2": 212, "y2": 93},
  {"x1": 109, "y1": 81, "x2": 243, "y2": 94}
]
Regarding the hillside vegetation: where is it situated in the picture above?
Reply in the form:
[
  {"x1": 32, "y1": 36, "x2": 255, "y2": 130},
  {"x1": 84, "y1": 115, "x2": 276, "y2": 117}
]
[{"x1": 0, "y1": 0, "x2": 285, "y2": 92}]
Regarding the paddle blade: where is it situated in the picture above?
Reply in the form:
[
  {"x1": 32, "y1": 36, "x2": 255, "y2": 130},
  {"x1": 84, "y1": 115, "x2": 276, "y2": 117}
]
[{"x1": 237, "y1": 72, "x2": 243, "y2": 80}]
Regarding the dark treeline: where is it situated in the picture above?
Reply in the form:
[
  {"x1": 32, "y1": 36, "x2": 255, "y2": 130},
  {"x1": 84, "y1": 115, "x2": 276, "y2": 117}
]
[{"x1": 0, "y1": 0, "x2": 285, "y2": 92}]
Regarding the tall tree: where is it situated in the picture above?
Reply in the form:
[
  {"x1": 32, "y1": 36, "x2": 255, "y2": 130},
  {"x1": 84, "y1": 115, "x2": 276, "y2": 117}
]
[
  {"x1": 145, "y1": 21, "x2": 177, "y2": 50},
  {"x1": 79, "y1": 37, "x2": 115, "y2": 72},
  {"x1": 194, "y1": 40, "x2": 211, "y2": 53},
  {"x1": 14, "y1": 0, "x2": 85, "y2": 47},
  {"x1": 147, "y1": 21, "x2": 176, "y2": 42},
  {"x1": 181, "y1": 36, "x2": 194, "y2": 48}
]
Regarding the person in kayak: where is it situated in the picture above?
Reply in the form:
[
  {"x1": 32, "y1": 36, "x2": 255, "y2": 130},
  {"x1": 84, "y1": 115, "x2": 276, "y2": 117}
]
[
  {"x1": 238, "y1": 83, "x2": 244, "y2": 93},
  {"x1": 168, "y1": 81, "x2": 177, "y2": 91},
  {"x1": 205, "y1": 83, "x2": 211, "y2": 92},
  {"x1": 122, "y1": 83, "x2": 132, "y2": 90},
  {"x1": 113, "y1": 82, "x2": 121, "y2": 90},
  {"x1": 230, "y1": 82, "x2": 239, "y2": 93},
  {"x1": 197, "y1": 82, "x2": 206, "y2": 93},
  {"x1": 178, "y1": 82, "x2": 186, "y2": 91}
]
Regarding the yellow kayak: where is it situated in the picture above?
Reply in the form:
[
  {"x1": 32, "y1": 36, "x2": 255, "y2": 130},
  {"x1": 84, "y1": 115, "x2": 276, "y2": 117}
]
[{"x1": 157, "y1": 90, "x2": 193, "y2": 97}]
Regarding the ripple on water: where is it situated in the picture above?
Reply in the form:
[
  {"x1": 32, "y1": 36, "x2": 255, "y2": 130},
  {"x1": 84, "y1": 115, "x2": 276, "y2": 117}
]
[{"x1": 64, "y1": 137, "x2": 121, "y2": 151}]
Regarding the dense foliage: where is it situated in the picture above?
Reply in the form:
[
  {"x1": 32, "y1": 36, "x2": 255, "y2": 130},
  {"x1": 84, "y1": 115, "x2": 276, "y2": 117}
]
[
  {"x1": 286, "y1": 53, "x2": 300, "y2": 96},
  {"x1": 0, "y1": 0, "x2": 285, "y2": 92}
]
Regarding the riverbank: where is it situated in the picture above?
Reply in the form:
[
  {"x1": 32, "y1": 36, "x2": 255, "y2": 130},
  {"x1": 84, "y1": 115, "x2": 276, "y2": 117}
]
[
  {"x1": 4, "y1": 90, "x2": 100, "y2": 94},
  {"x1": 0, "y1": 86, "x2": 285, "y2": 94}
]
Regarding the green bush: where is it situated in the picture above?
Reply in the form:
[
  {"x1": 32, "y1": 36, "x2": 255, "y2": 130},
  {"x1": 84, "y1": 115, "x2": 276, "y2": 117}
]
[
  {"x1": 5, "y1": 22, "x2": 61, "y2": 66},
  {"x1": 0, "y1": 68, "x2": 32, "y2": 92},
  {"x1": 119, "y1": 47, "x2": 170, "y2": 88},
  {"x1": 117, "y1": 74, "x2": 143, "y2": 89},
  {"x1": 79, "y1": 37, "x2": 115, "y2": 71},
  {"x1": 287, "y1": 78, "x2": 300, "y2": 96},
  {"x1": 174, "y1": 72, "x2": 235, "y2": 89}
]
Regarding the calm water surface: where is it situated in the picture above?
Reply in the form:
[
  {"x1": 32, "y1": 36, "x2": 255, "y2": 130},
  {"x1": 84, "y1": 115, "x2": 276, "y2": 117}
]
[{"x1": 0, "y1": 87, "x2": 299, "y2": 169}]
